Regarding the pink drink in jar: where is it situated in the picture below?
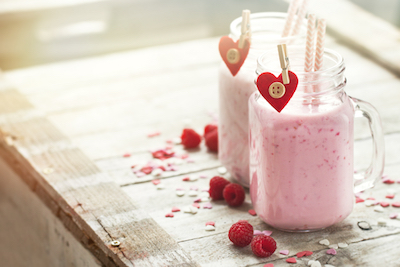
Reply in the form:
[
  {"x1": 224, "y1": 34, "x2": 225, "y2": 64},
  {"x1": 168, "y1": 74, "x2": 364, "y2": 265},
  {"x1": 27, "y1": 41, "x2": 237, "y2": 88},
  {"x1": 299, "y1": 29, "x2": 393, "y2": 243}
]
[
  {"x1": 249, "y1": 47, "x2": 385, "y2": 231},
  {"x1": 219, "y1": 13, "x2": 305, "y2": 187}
]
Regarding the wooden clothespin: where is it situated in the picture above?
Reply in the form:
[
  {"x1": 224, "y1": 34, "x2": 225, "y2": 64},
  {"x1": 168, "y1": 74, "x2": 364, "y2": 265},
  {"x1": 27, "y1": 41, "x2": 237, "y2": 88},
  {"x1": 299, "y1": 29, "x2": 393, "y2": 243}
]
[
  {"x1": 238, "y1": 10, "x2": 250, "y2": 49},
  {"x1": 277, "y1": 44, "x2": 290, "y2": 84}
]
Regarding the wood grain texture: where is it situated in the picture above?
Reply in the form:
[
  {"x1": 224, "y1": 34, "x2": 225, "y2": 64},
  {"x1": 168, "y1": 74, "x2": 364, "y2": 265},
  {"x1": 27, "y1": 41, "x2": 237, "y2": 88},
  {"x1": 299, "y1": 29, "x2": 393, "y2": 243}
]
[{"x1": 0, "y1": 89, "x2": 199, "y2": 266}]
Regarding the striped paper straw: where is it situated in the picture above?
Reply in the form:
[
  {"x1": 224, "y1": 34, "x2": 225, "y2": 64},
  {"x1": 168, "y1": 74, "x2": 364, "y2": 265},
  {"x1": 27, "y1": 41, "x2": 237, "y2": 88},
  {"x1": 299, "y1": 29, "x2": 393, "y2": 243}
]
[
  {"x1": 291, "y1": 0, "x2": 310, "y2": 37},
  {"x1": 282, "y1": 0, "x2": 300, "y2": 37},
  {"x1": 314, "y1": 19, "x2": 326, "y2": 71},
  {"x1": 304, "y1": 14, "x2": 316, "y2": 72}
]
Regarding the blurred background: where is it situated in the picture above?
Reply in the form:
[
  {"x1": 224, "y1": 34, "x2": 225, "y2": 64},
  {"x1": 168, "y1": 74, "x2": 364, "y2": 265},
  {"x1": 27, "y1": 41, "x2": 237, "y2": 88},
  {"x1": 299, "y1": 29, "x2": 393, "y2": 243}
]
[{"x1": 0, "y1": 0, "x2": 399, "y2": 70}]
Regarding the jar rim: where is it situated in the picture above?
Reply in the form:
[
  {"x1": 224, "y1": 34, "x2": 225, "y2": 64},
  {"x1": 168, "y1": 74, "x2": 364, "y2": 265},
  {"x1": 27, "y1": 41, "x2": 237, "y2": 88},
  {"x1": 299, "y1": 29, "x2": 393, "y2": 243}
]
[{"x1": 230, "y1": 12, "x2": 306, "y2": 42}]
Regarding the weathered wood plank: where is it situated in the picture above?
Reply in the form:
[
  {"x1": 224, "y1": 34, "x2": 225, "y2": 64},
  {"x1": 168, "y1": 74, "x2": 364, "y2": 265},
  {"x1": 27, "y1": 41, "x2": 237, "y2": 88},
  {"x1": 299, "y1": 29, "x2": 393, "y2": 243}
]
[{"x1": 0, "y1": 89, "x2": 199, "y2": 266}]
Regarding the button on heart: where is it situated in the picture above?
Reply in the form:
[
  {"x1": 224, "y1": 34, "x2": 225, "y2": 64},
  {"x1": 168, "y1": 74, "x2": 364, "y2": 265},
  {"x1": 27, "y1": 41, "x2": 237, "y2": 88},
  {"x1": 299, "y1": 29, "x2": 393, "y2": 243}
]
[
  {"x1": 219, "y1": 36, "x2": 250, "y2": 76},
  {"x1": 256, "y1": 71, "x2": 299, "y2": 112}
]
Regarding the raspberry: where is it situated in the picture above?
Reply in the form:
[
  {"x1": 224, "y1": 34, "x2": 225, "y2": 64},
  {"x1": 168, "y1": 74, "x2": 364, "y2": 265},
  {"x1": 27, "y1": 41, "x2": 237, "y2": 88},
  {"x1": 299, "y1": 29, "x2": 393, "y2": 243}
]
[
  {"x1": 209, "y1": 176, "x2": 230, "y2": 200},
  {"x1": 205, "y1": 129, "x2": 218, "y2": 152},
  {"x1": 180, "y1": 128, "x2": 201, "y2": 149},
  {"x1": 228, "y1": 220, "x2": 253, "y2": 247},
  {"x1": 223, "y1": 183, "x2": 245, "y2": 206},
  {"x1": 251, "y1": 235, "x2": 277, "y2": 257},
  {"x1": 204, "y1": 124, "x2": 218, "y2": 136}
]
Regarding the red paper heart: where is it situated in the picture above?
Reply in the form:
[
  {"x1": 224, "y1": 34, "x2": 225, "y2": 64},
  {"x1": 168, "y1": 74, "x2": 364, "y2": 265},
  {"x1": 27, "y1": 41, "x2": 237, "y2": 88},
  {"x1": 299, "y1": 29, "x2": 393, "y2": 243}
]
[
  {"x1": 256, "y1": 71, "x2": 298, "y2": 113},
  {"x1": 218, "y1": 36, "x2": 250, "y2": 76}
]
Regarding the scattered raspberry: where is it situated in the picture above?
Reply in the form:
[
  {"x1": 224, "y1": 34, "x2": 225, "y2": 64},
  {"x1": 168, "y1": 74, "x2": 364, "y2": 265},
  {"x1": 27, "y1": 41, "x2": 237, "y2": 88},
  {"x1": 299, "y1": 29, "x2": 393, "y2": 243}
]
[
  {"x1": 228, "y1": 220, "x2": 253, "y2": 247},
  {"x1": 204, "y1": 124, "x2": 218, "y2": 136},
  {"x1": 180, "y1": 128, "x2": 201, "y2": 149},
  {"x1": 223, "y1": 183, "x2": 245, "y2": 206},
  {"x1": 204, "y1": 129, "x2": 218, "y2": 152},
  {"x1": 209, "y1": 176, "x2": 230, "y2": 200},
  {"x1": 251, "y1": 235, "x2": 276, "y2": 257}
]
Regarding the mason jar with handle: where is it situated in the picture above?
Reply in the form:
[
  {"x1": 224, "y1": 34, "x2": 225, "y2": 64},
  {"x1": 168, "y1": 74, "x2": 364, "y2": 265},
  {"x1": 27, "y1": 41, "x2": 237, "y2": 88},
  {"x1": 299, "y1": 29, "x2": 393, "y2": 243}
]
[
  {"x1": 248, "y1": 47, "x2": 385, "y2": 231},
  {"x1": 219, "y1": 12, "x2": 305, "y2": 187}
]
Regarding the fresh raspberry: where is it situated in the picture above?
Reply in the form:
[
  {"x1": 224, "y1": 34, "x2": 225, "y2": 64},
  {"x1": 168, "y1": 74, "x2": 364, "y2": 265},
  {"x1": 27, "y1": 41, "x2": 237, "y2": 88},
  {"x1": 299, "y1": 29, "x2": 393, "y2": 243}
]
[
  {"x1": 251, "y1": 235, "x2": 277, "y2": 257},
  {"x1": 205, "y1": 129, "x2": 218, "y2": 152},
  {"x1": 204, "y1": 124, "x2": 218, "y2": 136},
  {"x1": 228, "y1": 220, "x2": 253, "y2": 247},
  {"x1": 180, "y1": 128, "x2": 201, "y2": 149},
  {"x1": 223, "y1": 183, "x2": 245, "y2": 206},
  {"x1": 209, "y1": 176, "x2": 230, "y2": 200}
]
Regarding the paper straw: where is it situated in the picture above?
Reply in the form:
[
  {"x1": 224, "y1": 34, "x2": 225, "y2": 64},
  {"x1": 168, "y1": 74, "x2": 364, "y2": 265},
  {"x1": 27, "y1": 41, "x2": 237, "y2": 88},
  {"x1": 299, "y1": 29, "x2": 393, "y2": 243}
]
[
  {"x1": 239, "y1": 10, "x2": 251, "y2": 49},
  {"x1": 282, "y1": 0, "x2": 300, "y2": 37},
  {"x1": 314, "y1": 19, "x2": 326, "y2": 71},
  {"x1": 304, "y1": 14, "x2": 316, "y2": 72},
  {"x1": 291, "y1": 0, "x2": 310, "y2": 37},
  {"x1": 304, "y1": 14, "x2": 316, "y2": 94}
]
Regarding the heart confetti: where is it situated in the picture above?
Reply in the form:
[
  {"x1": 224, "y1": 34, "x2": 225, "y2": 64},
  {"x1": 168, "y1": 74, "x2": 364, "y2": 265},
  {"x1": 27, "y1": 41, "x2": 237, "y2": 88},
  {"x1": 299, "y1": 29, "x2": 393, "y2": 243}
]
[
  {"x1": 286, "y1": 257, "x2": 297, "y2": 263},
  {"x1": 256, "y1": 71, "x2": 299, "y2": 112},
  {"x1": 218, "y1": 36, "x2": 250, "y2": 76},
  {"x1": 326, "y1": 248, "x2": 337, "y2": 255}
]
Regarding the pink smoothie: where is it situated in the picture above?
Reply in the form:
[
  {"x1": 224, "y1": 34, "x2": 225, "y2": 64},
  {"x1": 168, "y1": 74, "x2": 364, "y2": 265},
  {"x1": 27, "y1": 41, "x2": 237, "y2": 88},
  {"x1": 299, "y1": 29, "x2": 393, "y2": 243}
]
[
  {"x1": 219, "y1": 62, "x2": 256, "y2": 186},
  {"x1": 249, "y1": 92, "x2": 355, "y2": 231}
]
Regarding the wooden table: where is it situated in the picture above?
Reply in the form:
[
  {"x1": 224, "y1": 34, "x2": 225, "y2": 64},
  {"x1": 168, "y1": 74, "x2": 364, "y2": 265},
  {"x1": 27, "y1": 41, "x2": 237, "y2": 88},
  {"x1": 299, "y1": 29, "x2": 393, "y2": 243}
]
[{"x1": 1, "y1": 13, "x2": 400, "y2": 267}]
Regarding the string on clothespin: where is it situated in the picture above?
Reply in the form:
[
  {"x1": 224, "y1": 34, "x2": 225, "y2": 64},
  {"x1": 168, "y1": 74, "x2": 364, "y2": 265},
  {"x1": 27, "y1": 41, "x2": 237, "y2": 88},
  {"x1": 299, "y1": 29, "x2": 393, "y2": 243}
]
[
  {"x1": 239, "y1": 10, "x2": 251, "y2": 49},
  {"x1": 277, "y1": 44, "x2": 290, "y2": 84}
]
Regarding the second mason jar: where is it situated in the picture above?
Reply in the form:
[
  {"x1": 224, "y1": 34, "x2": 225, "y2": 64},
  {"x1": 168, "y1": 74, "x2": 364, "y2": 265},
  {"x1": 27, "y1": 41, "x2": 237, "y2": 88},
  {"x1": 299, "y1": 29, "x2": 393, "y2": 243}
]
[{"x1": 219, "y1": 12, "x2": 305, "y2": 187}]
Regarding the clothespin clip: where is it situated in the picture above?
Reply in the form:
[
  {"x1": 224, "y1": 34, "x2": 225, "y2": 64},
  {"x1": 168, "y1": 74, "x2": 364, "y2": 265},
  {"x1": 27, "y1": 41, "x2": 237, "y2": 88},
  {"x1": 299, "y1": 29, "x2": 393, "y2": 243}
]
[
  {"x1": 238, "y1": 10, "x2": 250, "y2": 49},
  {"x1": 277, "y1": 44, "x2": 290, "y2": 84}
]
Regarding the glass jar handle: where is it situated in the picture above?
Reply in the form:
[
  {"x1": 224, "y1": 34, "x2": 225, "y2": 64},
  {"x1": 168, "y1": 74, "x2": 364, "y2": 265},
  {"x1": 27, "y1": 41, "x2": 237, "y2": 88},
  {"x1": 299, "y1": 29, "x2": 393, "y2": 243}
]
[{"x1": 351, "y1": 97, "x2": 385, "y2": 193}]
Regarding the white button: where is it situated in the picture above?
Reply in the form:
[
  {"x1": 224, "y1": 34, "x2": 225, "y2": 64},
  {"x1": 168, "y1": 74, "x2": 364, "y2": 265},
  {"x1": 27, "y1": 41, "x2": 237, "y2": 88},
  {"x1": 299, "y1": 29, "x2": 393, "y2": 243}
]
[
  {"x1": 268, "y1": 82, "x2": 286, "y2": 98},
  {"x1": 226, "y1": 48, "x2": 240, "y2": 64}
]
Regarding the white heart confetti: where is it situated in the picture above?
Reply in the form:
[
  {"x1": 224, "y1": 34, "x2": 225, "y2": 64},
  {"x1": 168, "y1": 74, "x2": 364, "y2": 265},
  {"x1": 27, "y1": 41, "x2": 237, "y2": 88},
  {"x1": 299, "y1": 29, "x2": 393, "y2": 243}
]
[
  {"x1": 311, "y1": 261, "x2": 321, "y2": 267},
  {"x1": 176, "y1": 191, "x2": 185, "y2": 197},
  {"x1": 217, "y1": 166, "x2": 227, "y2": 174},
  {"x1": 338, "y1": 242, "x2": 348, "y2": 248},
  {"x1": 328, "y1": 244, "x2": 338, "y2": 249},
  {"x1": 377, "y1": 217, "x2": 387, "y2": 226},
  {"x1": 190, "y1": 206, "x2": 198, "y2": 214},
  {"x1": 188, "y1": 191, "x2": 198, "y2": 197},
  {"x1": 374, "y1": 206, "x2": 384, "y2": 213},
  {"x1": 319, "y1": 239, "x2": 330, "y2": 246},
  {"x1": 156, "y1": 184, "x2": 166, "y2": 190},
  {"x1": 205, "y1": 225, "x2": 215, "y2": 231}
]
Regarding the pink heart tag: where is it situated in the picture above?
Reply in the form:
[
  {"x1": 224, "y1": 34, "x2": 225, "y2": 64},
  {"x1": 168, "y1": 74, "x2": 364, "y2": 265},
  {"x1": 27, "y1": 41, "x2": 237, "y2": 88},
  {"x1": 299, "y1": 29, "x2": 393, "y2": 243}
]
[
  {"x1": 256, "y1": 71, "x2": 299, "y2": 112},
  {"x1": 218, "y1": 36, "x2": 250, "y2": 76}
]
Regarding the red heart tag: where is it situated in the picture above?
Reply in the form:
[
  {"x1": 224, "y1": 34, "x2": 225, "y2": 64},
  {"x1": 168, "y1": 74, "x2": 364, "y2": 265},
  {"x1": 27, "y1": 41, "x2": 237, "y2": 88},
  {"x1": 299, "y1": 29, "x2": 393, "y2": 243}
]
[
  {"x1": 256, "y1": 71, "x2": 298, "y2": 113},
  {"x1": 218, "y1": 36, "x2": 250, "y2": 76}
]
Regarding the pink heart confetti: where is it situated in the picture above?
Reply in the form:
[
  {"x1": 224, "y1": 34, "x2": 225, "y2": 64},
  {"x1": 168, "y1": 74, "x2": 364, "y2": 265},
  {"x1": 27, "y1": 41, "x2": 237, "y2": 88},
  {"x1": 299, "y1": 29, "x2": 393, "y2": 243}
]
[
  {"x1": 136, "y1": 172, "x2": 146, "y2": 178},
  {"x1": 203, "y1": 203, "x2": 213, "y2": 209},
  {"x1": 286, "y1": 258, "x2": 297, "y2": 263},
  {"x1": 202, "y1": 188, "x2": 210, "y2": 192},
  {"x1": 176, "y1": 187, "x2": 184, "y2": 191},
  {"x1": 123, "y1": 153, "x2": 131, "y2": 157},
  {"x1": 199, "y1": 175, "x2": 208, "y2": 179},
  {"x1": 383, "y1": 179, "x2": 395, "y2": 184},
  {"x1": 248, "y1": 209, "x2": 257, "y2": 216},
  {"x1": 165, "y1": 213, "x2": 174, "y2": 218},
  {"x1": 355, "y1": 198, "x2": 365, "y2": 203},
  {"x1": 279, "y1": 250, "x2": 289, "y2": 255},
  {"x1": 326, "y1": 248, "x2": 337, "y2": 255},
  {"x1": 254, "y1": 230, "x2": 263, "y2": 236},
  {"x1": 367, "y1": 197, "x2": 376, "y2": 200},
  {"x1": 264, "y1": 264, "x2": 274, "y2": 267},
  {"x1": 147, "y1": 131, "x2": 161, "y2": 137},
  {"x1": 296, "y1": 251, "x2": 306, "y2": 258},
  {"x1": 262, "y1": 230, "x2": 272, "y2": 236},
  {"x1": 380, "y1": 202, "x2": 390, "y2": 207},
  {"x1": 392, "y1": 202, "x2": 400, "y2": 208},
  {"x1": 190, "y1": 186, "x2": 199, "y2": 191},
  {"x1": 194, "y1": 198, "x2": 202, "y2": 203},
  {"x1": 171, "y1": 207, "x2": 180, "y2": 212},
  {"x1": 182, "y1": 177, "x2": 190, "y2": 181},
  {"x1": 389, "y1": 213, "x2": 398, "y2": 219},
  {"x1": 386, "y1": 194, "x2": 395, "y2": 199},
  {"x1": 152, "y1": 179, "x2": 161, "y2": 185},
  {"x1": 397, "y1": 180, "x2": 400, "y2": 184},
  {"x1": 205, "y1": 221, "x2": 215, "y2": 226},
  {"x1": 192, "y1": 203, "x2": 200, "y2": 209}
]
